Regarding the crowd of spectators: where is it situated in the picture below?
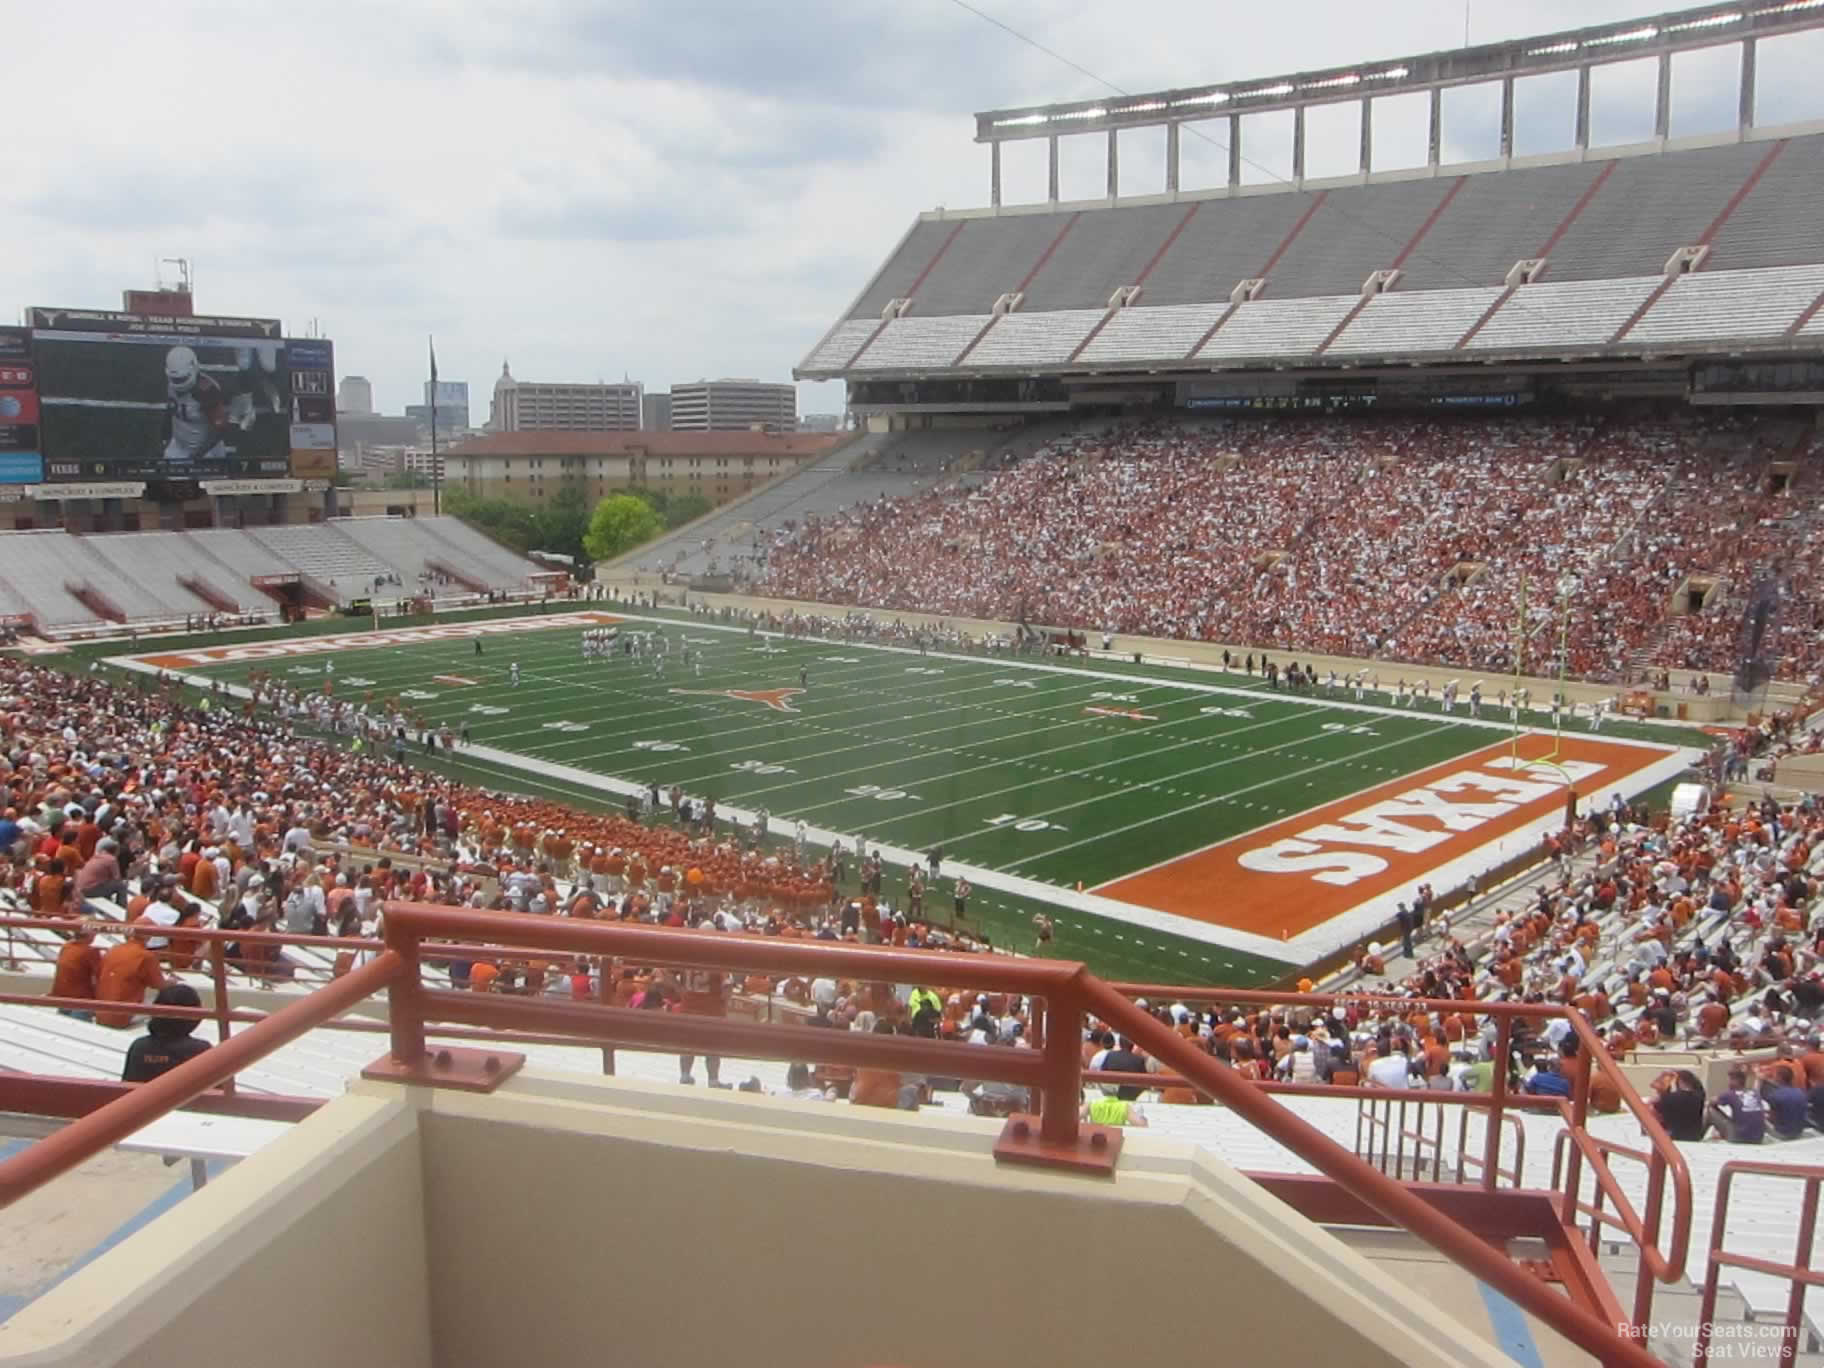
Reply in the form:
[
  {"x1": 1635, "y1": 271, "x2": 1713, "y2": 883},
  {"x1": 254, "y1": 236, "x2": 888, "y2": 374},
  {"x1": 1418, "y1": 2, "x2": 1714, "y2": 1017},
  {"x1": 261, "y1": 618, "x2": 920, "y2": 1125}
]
[
  {"x1": 5, "y1": 648, "x2": 1824, "y2": 1138},
  {"x1": 750, "y1": 410, "x2": 1821, "y2": 686}
]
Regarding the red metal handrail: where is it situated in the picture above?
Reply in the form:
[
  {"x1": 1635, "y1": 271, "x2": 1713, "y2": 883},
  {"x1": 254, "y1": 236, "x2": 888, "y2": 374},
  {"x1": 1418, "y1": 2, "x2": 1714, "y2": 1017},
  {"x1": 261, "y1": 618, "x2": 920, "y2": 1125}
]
[
  {"x1": 1103, "y1": 978, "x2": 1693, "y2": 1330},
  {"x1": 0, "y1": 907, "x2": 1671, "y2": 1364},
  {"x1": 1696, "y1": 1162, "x2": 1824, "y2": 1366},
  {"x1": 0, "y1": 952, "x2": 403, "y2": 1205}
]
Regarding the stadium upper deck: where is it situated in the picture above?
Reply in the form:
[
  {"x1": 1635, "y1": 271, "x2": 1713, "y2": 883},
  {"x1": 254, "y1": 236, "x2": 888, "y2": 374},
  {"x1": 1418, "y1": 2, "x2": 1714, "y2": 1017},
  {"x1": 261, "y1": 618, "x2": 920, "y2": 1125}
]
[
  {"x1": 800, "y1": 4, "x2": 1824, "y2": 386},
  {"x1": 801, "y1": 131, "x2": 1824, "y2": 380}
]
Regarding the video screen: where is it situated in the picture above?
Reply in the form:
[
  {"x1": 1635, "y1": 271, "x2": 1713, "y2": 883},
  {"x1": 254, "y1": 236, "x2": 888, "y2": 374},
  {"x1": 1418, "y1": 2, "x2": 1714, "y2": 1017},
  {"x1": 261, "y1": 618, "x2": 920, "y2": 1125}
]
[{"x1": 29, "y1": 309, "x2": 293, "y2": 481}]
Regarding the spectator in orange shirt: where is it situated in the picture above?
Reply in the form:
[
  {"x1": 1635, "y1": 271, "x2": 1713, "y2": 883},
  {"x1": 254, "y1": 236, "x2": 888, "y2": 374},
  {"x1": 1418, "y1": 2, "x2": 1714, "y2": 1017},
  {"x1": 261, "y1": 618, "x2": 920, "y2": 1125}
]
[
  {"x1": 850, "y1": 1020, "x2": 908, "y2": 1109},
  {"x1": 51, "y1": 926, "x2": 102, "y2": 1020},
  {"x1": 95, "y1": 927, "x2": 168, "y2": 1029}
]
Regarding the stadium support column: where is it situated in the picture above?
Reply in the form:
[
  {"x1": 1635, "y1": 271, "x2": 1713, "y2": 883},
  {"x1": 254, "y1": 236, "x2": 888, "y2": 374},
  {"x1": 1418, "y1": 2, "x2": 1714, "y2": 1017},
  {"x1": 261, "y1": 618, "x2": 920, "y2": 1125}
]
[
  {"x1": 1107, "y1": 128, "x2": 1118, "y2": 199},
  {"x1": 1359, "y1": 96, "x2": 1372, "y2": 175},
  {"x1": 1228, "y1": 114, "x2": 1241, "y2": 188},
  {"x1": 1740, "y1": 37, "x2": 1757, "y2": 132},
  {"x1": 991, "y1": 141, "x2": 1002, "y2": 208},
  {"x1": 1499, "y1": 77, "x2": 1515, "y2": 159},
  {"x1": 1047, "y1": 135, "x2": 1060, "y2": 203},
  {"x1": 1165, "y1": 122, "x2": 1180, "y2": 194},
  {"x1": 1575, "y1": 66, "x2": 1591, "y2": 150},
  {"x1": 1655, "y1": 52, "x2": 1672, "y2": 141},
  {"x1": 1293, "y1": 104, "x2": 1306, "y2": 185},
  {"x1": 1427, "y1": 88, "x2": 1442, "y2": 167}
]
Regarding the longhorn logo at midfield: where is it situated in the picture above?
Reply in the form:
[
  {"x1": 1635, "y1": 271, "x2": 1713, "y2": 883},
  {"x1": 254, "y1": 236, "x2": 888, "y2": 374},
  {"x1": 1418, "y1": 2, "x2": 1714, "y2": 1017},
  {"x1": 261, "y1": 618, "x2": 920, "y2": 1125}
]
[{"x1": 670, "y1": 686, "x2": 805, "y2": 713}]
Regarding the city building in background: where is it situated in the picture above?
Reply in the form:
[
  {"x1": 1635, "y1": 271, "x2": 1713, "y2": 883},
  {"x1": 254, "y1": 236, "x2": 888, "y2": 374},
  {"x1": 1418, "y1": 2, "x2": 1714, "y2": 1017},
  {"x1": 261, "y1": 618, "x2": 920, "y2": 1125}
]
[
  {"x1": 416, "y1": 379, "x2": 469, "y2": 430},
  {"x1": 667, "y1": 378, "x2": 795, "y2": 432},
  {"x1": 444, "y1": 430, "x2": 838, "y2": 507},
  {"x1": 488, "y1": 363, "x2": 640, "y2": 433},
  {"x1": 798, "y1": 413, "x2": 842, "y2": 432},
  {"x1": 337, "y1": 375, "x2": 374, "y2": 415},
  {"x1": 642, "y1": 391, "x2": 672, "y2": 432}
]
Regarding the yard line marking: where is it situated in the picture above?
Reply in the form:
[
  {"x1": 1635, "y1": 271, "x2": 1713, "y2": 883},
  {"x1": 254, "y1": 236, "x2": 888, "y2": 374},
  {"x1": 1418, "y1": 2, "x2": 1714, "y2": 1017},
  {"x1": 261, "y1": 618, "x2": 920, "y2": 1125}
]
[{"x1": 997, "y1": 721, "x2": 1463, "y2": 870}]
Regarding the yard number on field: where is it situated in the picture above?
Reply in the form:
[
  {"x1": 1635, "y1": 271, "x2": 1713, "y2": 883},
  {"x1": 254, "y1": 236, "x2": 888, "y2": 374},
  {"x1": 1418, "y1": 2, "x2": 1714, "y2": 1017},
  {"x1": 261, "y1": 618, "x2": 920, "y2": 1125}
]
[
  {"x1": 1321, "y1": 722, "x2": 1378, "y2": 736},
  {"x1": 1200, "y1": 705, "x2": 1253, "y2": 718},
  {"x1": 632, "y1": 737, "x2": 686, "y2": 751},
  {"x1": 993, "y1": 678, "x2": 1039, "y2": 689},
  {"x1": 1090, "y1": 691, "x2": 1138, "y2": 703},
  {"x1": 542, "y1": 720, "x2": 591, "y2": 733},
  {"x1": 467, "y1": 703, "x2": 509, "y2": 716},
  {"x1": 845, "y1": 783, "x2": 920, "y2": 801},
  {"x1": 730, "y1": 759, "x2": 794, "y2": 775},
  {"x1": 983, "y1": 813, "x2": 1067, "y2": 833}
]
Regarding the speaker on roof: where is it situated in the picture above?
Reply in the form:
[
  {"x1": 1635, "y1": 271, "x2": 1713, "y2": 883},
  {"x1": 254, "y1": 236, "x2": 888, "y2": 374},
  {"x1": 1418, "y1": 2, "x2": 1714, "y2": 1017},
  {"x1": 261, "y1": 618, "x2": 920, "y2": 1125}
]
[
  {"x1": 1230, "y1": 278, "x2": 1265, "y2": 304},
  {"x1": 1665, "y1": 245, "x2": 1710, "y2": 276},
  {"x1": 1361, "y1": 269, "x2": 1401, "y2": 296},
  {"x1": 991, "y1": 291, "x2": 1025, "y2": 316}
]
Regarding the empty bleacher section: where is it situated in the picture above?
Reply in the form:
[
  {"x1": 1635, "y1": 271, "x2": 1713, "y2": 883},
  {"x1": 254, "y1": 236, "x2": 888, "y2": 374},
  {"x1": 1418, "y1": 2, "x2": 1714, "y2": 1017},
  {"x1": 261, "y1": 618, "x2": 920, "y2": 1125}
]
[
  {"x1": 76, "y1": 532, "x2": 246, "y2": 618},
  {"x1": 1327, "y1": 286, "x2": 1505, "y2": 356},
  {"x1": 246, "y1": 523, "x2": 404, "y2": 601},
  {"x1": 801, "y1": 132, "x2": 1824, "y2": 377},
  {"x1": 1465, "y1": 276, "x2": 1663, "y2": 351},
  {"x1": 0, "y1": 520, "x2": 542, "y2": 635}
]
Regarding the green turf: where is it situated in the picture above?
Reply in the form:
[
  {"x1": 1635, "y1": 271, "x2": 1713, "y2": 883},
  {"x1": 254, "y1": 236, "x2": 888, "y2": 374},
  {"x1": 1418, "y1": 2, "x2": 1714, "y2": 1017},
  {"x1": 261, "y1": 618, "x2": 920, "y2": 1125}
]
[{"x1": 150, "y1": 607, "x2": 1710, "y2": 986}]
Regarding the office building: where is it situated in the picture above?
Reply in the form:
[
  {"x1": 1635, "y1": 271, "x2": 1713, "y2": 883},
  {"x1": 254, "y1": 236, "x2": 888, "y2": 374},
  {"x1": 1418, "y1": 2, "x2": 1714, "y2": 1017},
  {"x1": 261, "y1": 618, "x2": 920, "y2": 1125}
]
[
  {"x1": 489, "y1": 363, "x2": 640, "y2": 433},
  {"x1": 337, "y1": 375, "x2": 374, "y2": 415},
  {"x1": 444, "y1": 430, "x2": 837, "y2": 508},
  {"x1": 667, "y1": 379, "x2": 796, "y2": 432},
  {"x1": 642, "y1": 392, "x2": 672, "y2": 432}
]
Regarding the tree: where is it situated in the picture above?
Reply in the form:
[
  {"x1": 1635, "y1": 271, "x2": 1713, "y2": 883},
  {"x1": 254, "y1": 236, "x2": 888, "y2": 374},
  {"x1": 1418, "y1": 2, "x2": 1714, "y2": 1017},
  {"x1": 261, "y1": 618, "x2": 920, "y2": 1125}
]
[{"x1": 583, "y1": 493, "x2": 664, "y2": 562}]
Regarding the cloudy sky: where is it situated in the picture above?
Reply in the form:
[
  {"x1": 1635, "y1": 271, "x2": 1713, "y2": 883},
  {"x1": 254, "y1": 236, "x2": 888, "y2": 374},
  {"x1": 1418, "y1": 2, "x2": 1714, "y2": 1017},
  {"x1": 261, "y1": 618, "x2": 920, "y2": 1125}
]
[{"x1": 14, "y1": 1, "x2": 1824, "y2": 420}]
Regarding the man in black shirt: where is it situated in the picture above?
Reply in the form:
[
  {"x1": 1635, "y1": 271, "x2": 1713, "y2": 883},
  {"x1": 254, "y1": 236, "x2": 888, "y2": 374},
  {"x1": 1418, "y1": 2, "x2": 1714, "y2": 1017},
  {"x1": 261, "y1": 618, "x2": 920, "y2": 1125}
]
[
  {"x1": 1651, "y1": 1069, "x2": 1707, "y2": 1142},
  {"x1": 122, "y1": 984, "x2": 212, "y2": 1083},
  {"x1": 1099, "y1": 1038, "x2": 1149, "y2": 1102}
]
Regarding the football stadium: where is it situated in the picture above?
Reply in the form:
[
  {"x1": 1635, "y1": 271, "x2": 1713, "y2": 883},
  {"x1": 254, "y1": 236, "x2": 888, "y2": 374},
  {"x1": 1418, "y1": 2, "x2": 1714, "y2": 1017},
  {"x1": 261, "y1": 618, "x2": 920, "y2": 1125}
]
[{"x1": 4, "y1": 4, "x2": 1824, "y2": 1366}]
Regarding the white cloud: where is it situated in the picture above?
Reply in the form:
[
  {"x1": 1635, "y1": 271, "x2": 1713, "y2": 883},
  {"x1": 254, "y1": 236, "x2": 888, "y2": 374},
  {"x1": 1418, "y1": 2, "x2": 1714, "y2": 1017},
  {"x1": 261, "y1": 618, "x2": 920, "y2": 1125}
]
[{"x1": 8, "y1": 0, "x2": 1820, "y2": 419}]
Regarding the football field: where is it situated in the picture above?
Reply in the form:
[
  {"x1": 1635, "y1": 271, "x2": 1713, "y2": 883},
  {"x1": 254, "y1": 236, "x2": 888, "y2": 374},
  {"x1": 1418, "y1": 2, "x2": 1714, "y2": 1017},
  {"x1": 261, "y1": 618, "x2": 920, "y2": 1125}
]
[{"x1": 121, "y1": 607, "x2": 1704, "y2": 986}]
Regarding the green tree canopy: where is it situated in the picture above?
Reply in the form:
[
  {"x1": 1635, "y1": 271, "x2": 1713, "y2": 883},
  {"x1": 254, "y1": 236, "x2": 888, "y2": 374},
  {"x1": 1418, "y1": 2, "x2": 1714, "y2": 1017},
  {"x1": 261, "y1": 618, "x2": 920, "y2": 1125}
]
[{"x1": 582, "y1": 492, "x2": 665, "y2": 562}]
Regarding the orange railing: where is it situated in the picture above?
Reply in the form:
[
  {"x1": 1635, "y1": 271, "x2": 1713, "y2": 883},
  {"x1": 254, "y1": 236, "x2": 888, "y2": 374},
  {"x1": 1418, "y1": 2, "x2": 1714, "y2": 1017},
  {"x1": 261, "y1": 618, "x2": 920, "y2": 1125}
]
[
  {"x1": 1695, "y1": 1162, "x2": 1823, "y2": 1366},
  {"x1": 0, "y1": 906, "x2": 1673, "y2": 1367},
  {"x1": 1107, "y1": 980, "x2": 1692, "y2": 1334}
]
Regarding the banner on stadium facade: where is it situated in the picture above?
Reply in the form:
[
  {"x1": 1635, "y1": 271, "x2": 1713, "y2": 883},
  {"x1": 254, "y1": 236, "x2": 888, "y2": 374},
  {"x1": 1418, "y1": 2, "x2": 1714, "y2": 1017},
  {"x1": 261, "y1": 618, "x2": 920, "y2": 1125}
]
[
  {"x1": 199, "y1": 478, "x2": 303, "y2": 496},
  {"x1": 27, "y1": 307, "x2": 282, "y2": 340},
  {"x1": 0, "y1": 326, "x2": 43, "y2": 485},
  {"x1": 26, "y1": 481, "x2": 147, "y2": 499},
  {"x1": 252, "y1": 573, "x2": 303, "y2": 587},
  {"x1": 285, "y1": 337, "x2": 338, "y2": 481}
]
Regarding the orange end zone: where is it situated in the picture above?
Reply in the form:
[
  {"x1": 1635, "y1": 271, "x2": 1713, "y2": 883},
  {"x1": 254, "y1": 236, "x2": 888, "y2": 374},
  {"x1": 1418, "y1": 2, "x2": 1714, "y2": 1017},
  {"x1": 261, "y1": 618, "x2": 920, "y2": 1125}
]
[{"x1": 1094, "y1": 735, "x2": 1672, "y2": 939}]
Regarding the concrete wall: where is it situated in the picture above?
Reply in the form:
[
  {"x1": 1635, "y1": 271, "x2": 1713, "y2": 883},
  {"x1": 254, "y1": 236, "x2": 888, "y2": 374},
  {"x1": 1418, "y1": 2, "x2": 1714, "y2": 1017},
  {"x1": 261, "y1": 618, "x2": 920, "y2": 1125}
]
[
  {"x1": 0, "y1": 1068, "x2": 1523, "y2": 1367},
  {"x1": 413, "y1": 1070, "x2": 1512, "y2": 1368},
  {"x1": 0, "y1": 1092, "x2": 432, "y2": 1368},
  {"x1": 1773, "y1": 752, "x2": 1824, "y2": 794}
]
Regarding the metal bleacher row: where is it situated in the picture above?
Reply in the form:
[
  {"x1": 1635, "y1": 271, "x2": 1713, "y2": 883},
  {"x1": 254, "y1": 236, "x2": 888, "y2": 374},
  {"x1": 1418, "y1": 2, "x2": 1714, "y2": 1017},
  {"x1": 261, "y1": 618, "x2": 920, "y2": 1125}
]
[
  {"x1": 801, "y1": 129, "x2": 1824, "y2": 376},
  {"x1": 0, "y1": 517, "x2": 541, "y2": 636}
]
